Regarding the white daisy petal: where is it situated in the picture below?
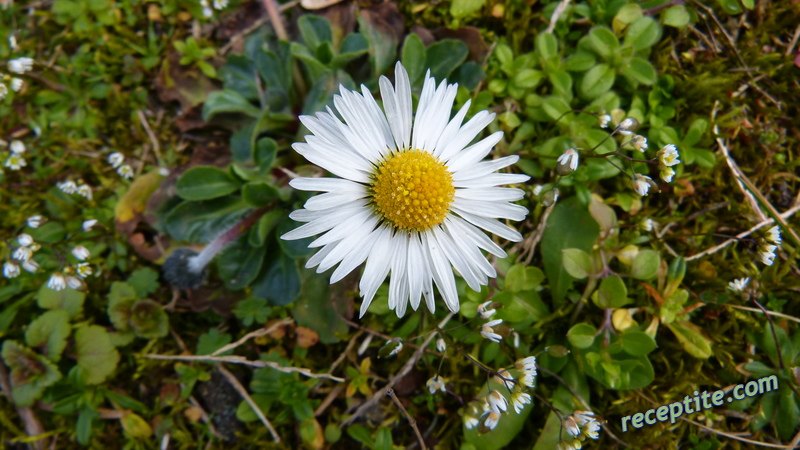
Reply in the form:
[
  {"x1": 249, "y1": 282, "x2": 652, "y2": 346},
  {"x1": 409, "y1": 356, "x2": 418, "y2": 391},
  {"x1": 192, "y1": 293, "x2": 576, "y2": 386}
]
[
  {"x1": 317, "y1": 215, "x2": 379, "y2": 273},
  {"x1": 359, "y1": 228, "x2": 395, "y2": 317},
  {"x1": 389, "y1": 232, "x2": 409, "y2": 316},
  {"x1": 330, "y1": 224, "x2": 386, "y2": 283},
  {"x1": 422, "y1": 231, "x2": 459, "y2": 313},
  {"x1": 293, "y1": 142, "x2": 371, "y2": 183},
  {"x1": 452, "y1": 198, "x2": 529, "y2": 221},
  {"x1": 440, "y1": 111, "x2": 496, "y2": 163},
  {"x1": 289, "y1": 177, "x2": 366, "y2": 193},
  {"x1": 406, "y1": 232, "x2": 424, "y2": 311},
  {"x1": 446, "y1": 131, "x2": 504, "y2": 173},
  {"x1": 303, "y1": 189, "x2": 367, "y2": 211},
  {"x1": 433, "y1": 99, "x2": 472, "y2": 158},
  {"x1": 445, "y1": 215, "x2": 507, "y2": 259},
  {"x1": 455, "y1": 187, "x2": 525, "y2": 202},
  {"x1": 454, "y1": 173, "x2": 530, "y2": 188},
  {"x1": 451, "y1": 155, "x2": 521, "y2": 181},
  {"x1": 453, "y1": 208, "x2": 523, "y2": 242}
]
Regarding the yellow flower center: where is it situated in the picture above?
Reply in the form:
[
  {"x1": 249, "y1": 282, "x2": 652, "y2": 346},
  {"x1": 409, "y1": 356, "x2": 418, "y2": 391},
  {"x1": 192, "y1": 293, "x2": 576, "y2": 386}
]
[{"x1": 371, "y1": 149, "x2": 455, "y2": 232}]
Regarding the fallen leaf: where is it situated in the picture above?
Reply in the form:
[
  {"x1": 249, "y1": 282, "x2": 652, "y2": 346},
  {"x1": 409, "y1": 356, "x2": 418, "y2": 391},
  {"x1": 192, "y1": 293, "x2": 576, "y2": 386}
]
[{"x1": 296, "y1": 326, "x2": 319, "y2": 348}]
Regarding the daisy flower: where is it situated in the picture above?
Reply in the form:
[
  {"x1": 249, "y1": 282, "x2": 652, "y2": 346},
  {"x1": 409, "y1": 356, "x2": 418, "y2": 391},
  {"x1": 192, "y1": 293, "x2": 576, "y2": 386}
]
[
  {"x1": 727, "y1": 277, "x2": 749, "y2": 292},
  {"x1": 10, "y1": 140, "x2": 25, "y2": 154},
  {"x1": 8, "y1": 57, "x2": 34, "y2": 74},
  {"x1": 765, "y1": 225, "x2": 781, "y2": 245},
  {"x1": 426, "y1": 375, "x2": 447, "y2": 394},
  {"x1": 658, "y1": 144, "x2": 680, "y2": 167},
  {"x1": 510, "y1": 392, "x2": 531, "y2": 414},
  {"x1": 5, "y1": 154, "x2": 26, "y2": 171},
  {"x1": 556, "y1": 148, "x2": 579, "y2": 173},
  {"x1": 282, "y1": 62, "x2": 530, "y2": 317}
]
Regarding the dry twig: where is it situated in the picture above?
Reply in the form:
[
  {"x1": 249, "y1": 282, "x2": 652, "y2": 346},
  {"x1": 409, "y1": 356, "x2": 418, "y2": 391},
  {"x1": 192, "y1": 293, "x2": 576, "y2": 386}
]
[
  {"x1": 144, "y1": 353, "x2": 345, "y2": 382},
  {"x1": 388, "y1": 388, "x2": 426, "y2": 450},
  {"x1": 217, "y1": 365, "x2": 281, "y2": 442}
]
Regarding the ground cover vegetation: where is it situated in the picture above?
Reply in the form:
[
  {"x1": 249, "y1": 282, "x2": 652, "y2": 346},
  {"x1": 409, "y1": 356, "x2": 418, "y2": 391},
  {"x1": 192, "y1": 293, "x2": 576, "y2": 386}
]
[{"x1": 1, "y1": 0, "x2": 799, "y2": 448}]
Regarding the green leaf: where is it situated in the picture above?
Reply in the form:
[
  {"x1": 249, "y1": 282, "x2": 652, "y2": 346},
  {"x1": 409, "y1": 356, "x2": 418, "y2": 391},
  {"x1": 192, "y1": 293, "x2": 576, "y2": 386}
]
[
  {"x1": 619, "y1": 331, "x2": 657, "y2": 356},
  {"x1": 298, "y1": 15, "x2": 332, "y2": 51},
  {"x1": 662, "y1": 5, "x2": 691, "y2": 28},
  {"x1": 586, "y1": 27, "x2": 619, "y2": 58},
  {"x1": 217, "y1": 236, "x2": 267, "y2": 290},
  {"x1": 127, "y1": 267, "x2": 160, "y2": 298},
  {"x1": 1, "y1": 341, "x2": 62, "y2": 406},
  {"x1": 567, "y1": 323, "x2": 597, "y2": 349},
  {"x1": 541, "y1": 96, "x2": 571, "y2": 121},
  {"x1": 242, "y1": 182, "x2": 279, "y2": 207},
  {"x1": 623, "y1": 17, "x2": 662, "y2": 51},
  {"x1": 176, "y1": 166, "x2": 241, "y2": 201},
  {"x1": 589, "y1": 196, "x2": 618, "y2": 233},
  {"x1": 450, "y1": 0, "x2": 486, "y2": 18},
  {"x1": 561, "y1": 248, "x2": 592, "y2": 279},
  {"x1": 717, "y1": 0, "x2": 743, "y2": 14},
  {"x1": 777, "y1": 386, "x2": 800, "y2": 440},
  {"x1": 463, "y1": 379, "x2": 534, "y2": 449},
  {"x1": 218, "y1": 55, "x2": 260, "y2": 101},
  {"x1": 25, "y1": 310, "x2": 71, "y2": 361},
  {"x1": 579, "y1": 64, "x2": 615, "y2": 100},
  {"x1": 234, "y1": 297, "x2": 272, "y2": 327},
  {"x1": 401, "y1": 33, "x2": 427, "y2": 87},
  {"x1": 291, "y1": 268, "x2": 348, "y2": 344},
  {"x1": 613, "y1": 4, "x2": 643, "y2": 32},
  {"x1": 505, "y1": 265, "x2": 545, "y2": 292},
  {"x1": 513, "y1": 68, "x2": 544, "y2": 89},
  {"x1": 547, "y1": 70, "x2": 572, "y2": 98},
  {"x1": 667, "y1": 321, "x2": 713, "y2": 359},
  {"x1": 29, "y1": 221, "x2": 66, "y2": 244},
  {"x1": 358, "y1": 14, "x2": 398, "y2": 78},
  {"x1": 495, "y1": 44, "x2": 514, "y2": 75},
  {"x1": 631, "y1": 249, "x2": 660, "y2": 280},
  {"x1": 197, "y1": 328, "x2": 232, "y2": 355},
  {"x1": 162, "y1": 196, "x2": 250, "y2": 243},
  {"x1": 128, "y1": 300, "x2": 169, "y2": 339},
  {"x1": 252, "y1": 252, "x2": 301, "y2": 306},
  {"x1": 594, "y1": 275, "x2": 629, "y2": 309},
  {"x1": 535, "y1": 32, "x2": 558, "y2": 60},
  {"x1": 542, "y1": 198, "x2": 600, "y2": 303},
  {"x1": 75, "y1": 325, "x2": 120, "y2": 384},
  {"x1": 450, "y1": 61, "x2": 486, "y2": 91},
  {"x1": 347, "y1": 424, "x2": 375, "y2": 448},
  {"x1": 683, "y1": 118, "x2": 708, "y2": 147},
  {"x1": 627, "y1": 57, "x2": 657, "y2": 85},
  {"x1": 202, "y1": 90, "x2": 262, "y2": 121},
  {"x1": 250, "y1": 209, "x2": 284, "y2": 247},
  {"x1": 562, "y1": 51, "x2": 596, "y2": 72},
  {"x1": 425, "y1": 39, "x2": 469, "y2": 81},
  {"x1": 37, "y1": 284, "x2": 86, "y2": 318},
  {"x1": 76, "y1": 408, "x2": 95, "y2": 445}
]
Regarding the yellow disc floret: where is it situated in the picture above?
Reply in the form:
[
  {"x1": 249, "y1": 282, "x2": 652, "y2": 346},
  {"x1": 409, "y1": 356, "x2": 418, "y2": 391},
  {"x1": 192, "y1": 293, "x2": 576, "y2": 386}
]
[{"x1": 371, "y1": 149, "x2": 455, "y2": 232}]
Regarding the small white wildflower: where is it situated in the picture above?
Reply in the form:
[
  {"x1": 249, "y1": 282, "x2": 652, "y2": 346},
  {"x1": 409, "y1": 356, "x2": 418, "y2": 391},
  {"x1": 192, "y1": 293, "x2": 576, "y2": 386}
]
[
  {"x1": 8, "y1": 35, "x2": 17, "y2": 50},
  {"x1": 631, "y1": 135, "x2": 648, "y2": 152},
  {"x1": 17, "y1": 234, "x2": 34, "y2": 247},
  {"x1": 58, "y1": 180, "x2": 78, "y2": 194},
  {"x1": 520, "y1": 371, "x2": 535, "y2": 388},
  {"x1": 584, "y1": 419, "x2": 601, "y2": 439},
  {"x1": 82, "y1": 219, "x2": 98, "y2": 231},
  {"x1": 10, "y1": 140, "x2": 25, "y2": 154},
  {"x1": 464, "y1": 413, "x2": 479, "y2": 430},
  {"x1": 66, "y1": 276, "x2": 82, "y2": 290},
  {"x1": 639, "y1": 218, "x2": 654, "y2": 232},
  {"x1": 483, "y1": 410, "x2": 501, "y2": 430},
  {"x1": 494, "y1": 369, "x2": 515, "y2": 390},
  {"x1": 515, "y1": 356, "x2": 537, "y2": 374},
  {"x1": 481, "y1": 319, "x2": 503, "y2": 343},
  {"x1": 8, "y1": 57, "x2": 34, "y2": 74},
  {"x1": 573, "y1": 410, "x2": 596, "y2": 426},
  {"x1": 387, "y1": 340, "x2": 403, "y2": 357},
  {"x1": 158, "y1": 167, "x2": 170, "y2": 176},
  {"x1": 71, "y1": 245, "x2": 90, "y2": 261},
  {"x1": 76, "y1": 262, "x2": 93, "y2": 278},
  {"x1": 26, "y1": 215, "x2": 44, "y2": 228},
  {"x1": 659, "y1": 165, "x2": 675, "y2": 183},
  {"x1": 512, "y1": 331, "x2": 520, "y2": 348},
  {"x1": 13, "y1": 246, "x2": 32, "y2": 262},
  {"x1": 436, "y1": 337, "x2": 446, "y2": 353},
  {"x1": 658, "y1": 144, "x2": 680, "y2": 167},
  {"x1": 727, "y1": 277, "x2": 750, "y2": 292},
  {"x1": 765, "y1": 226, "x2": 781, "y2": 245},
  {"x1": 532, "y1": 185, "x2": 543, "y2": 196},
  {"x1": 564, "y1": 415, "x2": 581, "y2": 437},
  {"x1": 117, "y1": 164, "x2": 134, "y2": 179},
  {"x1": 511, "y1": 392, "x2": 531, "y2": 414},
  {"x1": 426, "y1": 375, "x2": 447, "y2": 394},
  {"x1": 22, "y1": 259, "x2": 39, "y2": 273},
  {"x1": 618, "y1": 117, "x2": 639, "y2": 136},
  {"x1": 107, "y1": 152, "x2": 125, "y2": 168},
  {"x1": 3, "y1": 262, "x2": 20, "y2": 278},
  {"x1": 487, "y1": 390, "x2": 508, "y2": 413},
  {"x1": 5, "y1": 154, "x2": 26, "y2": 170},
  {"x1": 200, "y1": 0, "x2": 213, "y2": 17},
  {"x1": 0, "y1": 83, "x2": 7, "y2": 100},
  {"x1": 758, "y1": 241, "x2": 777, "y2": 266},
  {"x1": 556, "y1": 148, "x2": 579, "y2": 173},
  {"x1": 631, "y1": 174, "x2": 654, "y2": 196},
  {"x1": 213, "y1": 0, "x2": 228, "y2": 9},
  {"x1": 10, "y1": 78, "x2": 23, "y2": 92},
  {"x1": 76, "y1": 184, "x2": 92, "y2": 200},
  {"x1": 477, "y1": 301, "x2": 497, "y2": 319},
  {"x1": 599, "y1": 114, "x2": 612, "y2": 128},
  {"x1": 47, "y1": 272, "x2": 67, "y2": 291}
]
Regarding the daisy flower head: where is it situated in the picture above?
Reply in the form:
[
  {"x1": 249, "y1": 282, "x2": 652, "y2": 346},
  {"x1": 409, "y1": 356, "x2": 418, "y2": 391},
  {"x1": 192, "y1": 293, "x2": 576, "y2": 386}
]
[
  {"x1": 10, "y1": 78, "x2": 23, "y2": 92},
  {"x1": 10, "y1": 140, "x2": 25, "y2": 154},
  {"x1": 3, "y1": 262, "x2": 20, "y2": 278},
  {"x1": 426, "y1": 375, "x2": 447, "y2": 394},
  {"x1": 26, "y1": 215, "x2": 44, "y2": 228},
  {"x1": 117, "y1": 164, "x2": 134, "y2": 179},
  {"x1": 510, "y1": 392, "x2": 531, "y2": 414},
  {"x1": 631, "y1": 135, "x2": 648, "y2": 152},
  {"x1": 8, "y1": 57, "x2": 34, "y2": 74},
  {"x1": 631, "y1": 174, "x2": 654, "y2": 197},
  {"x1": 618, "y1": 117, "x2": 639, "y2": 135},
  {"x1": 47, "y1": 272, "x2": 66, "y2": 291},
  {"x1": 659, "y1": 165, "x2": 675, "y2": 183},
  {"x1": 481, "y1": 319, "x2": 504, "y2": 343},
  {"x1": 282, "y1": 62, "x2": 530, "y2": 318},
  {"x1": 598, "y1": 114, "x2": 612, "y2": 129},
  {"x1": 107, "y1": 152, "x2": 125, "y2": 168}
]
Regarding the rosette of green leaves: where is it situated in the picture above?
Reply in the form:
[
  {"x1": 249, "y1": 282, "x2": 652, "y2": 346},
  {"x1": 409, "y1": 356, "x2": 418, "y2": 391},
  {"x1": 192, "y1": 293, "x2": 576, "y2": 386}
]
[{"x1": 107, "y1": 268, "x2": 169, "y2": 340}]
